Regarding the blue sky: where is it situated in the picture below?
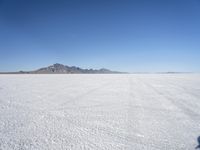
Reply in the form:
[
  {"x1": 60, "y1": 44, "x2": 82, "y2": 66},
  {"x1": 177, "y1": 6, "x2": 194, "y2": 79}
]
[{"x1": 0, "y1": 0, "x2": 200, "y2": 72}]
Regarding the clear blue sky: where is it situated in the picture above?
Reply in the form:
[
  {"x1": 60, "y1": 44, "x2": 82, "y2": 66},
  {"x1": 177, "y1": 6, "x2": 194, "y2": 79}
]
[{"x1": 0, "y1": 0, "x2": 200, "y2": 72}]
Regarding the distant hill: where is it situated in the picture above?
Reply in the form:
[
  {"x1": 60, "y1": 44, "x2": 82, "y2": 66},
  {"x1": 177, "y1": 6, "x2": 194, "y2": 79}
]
[{"x1": 0, "y1": 63, "x2": 125, "y2": 74}]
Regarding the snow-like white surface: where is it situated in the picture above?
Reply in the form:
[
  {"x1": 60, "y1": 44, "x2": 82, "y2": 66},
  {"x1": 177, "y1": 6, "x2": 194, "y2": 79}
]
[{"x1": 0, "y1": 74, "x2": 200, "y2": 150}]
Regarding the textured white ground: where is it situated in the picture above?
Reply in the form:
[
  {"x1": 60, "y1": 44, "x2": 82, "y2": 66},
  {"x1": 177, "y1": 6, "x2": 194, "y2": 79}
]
[{"x1": 0, "y1": 74, "x2": 200, "y2": 150}]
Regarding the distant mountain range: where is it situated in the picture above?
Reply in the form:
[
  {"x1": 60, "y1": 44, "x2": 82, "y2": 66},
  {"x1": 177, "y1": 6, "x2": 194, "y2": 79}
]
[{"x1": 0, "y1": 63, "x2": 125, "y2": 74}]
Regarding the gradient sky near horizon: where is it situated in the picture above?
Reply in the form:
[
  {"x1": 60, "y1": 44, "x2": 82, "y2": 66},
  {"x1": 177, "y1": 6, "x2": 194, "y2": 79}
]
[{"x1": 0, "y1": 0, "x2": 200, "y2": 72}]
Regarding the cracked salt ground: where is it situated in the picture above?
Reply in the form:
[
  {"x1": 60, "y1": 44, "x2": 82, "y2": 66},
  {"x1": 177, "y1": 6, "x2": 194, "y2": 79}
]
[{"x1": 0, "y1": 74, "x2": 200, "y2": 150}]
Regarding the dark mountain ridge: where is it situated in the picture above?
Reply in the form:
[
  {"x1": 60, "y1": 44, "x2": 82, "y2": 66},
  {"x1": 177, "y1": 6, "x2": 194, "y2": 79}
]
[{"x1": 1, "y1": 63, "x2": 125, "y2": 74}]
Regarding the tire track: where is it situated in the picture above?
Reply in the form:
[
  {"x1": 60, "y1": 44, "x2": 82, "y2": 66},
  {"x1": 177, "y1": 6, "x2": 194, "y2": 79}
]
[
  {"x1": 137, "y1": 77, "x2": 200, "y2": 121},
  {"x1": 55, "y1": 81, "x2": 113, "y2": 110}
]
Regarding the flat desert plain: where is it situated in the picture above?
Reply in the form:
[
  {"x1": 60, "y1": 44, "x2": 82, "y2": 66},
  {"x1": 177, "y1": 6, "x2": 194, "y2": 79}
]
[{"x1": 0, "y1": 74, "x2": 200, "y2": 150}]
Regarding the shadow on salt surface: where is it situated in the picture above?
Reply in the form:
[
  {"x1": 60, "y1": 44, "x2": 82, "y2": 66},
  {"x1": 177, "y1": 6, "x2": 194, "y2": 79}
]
[{"x1": 196, "y1": 136, "x2": 200, "y2": 149}]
